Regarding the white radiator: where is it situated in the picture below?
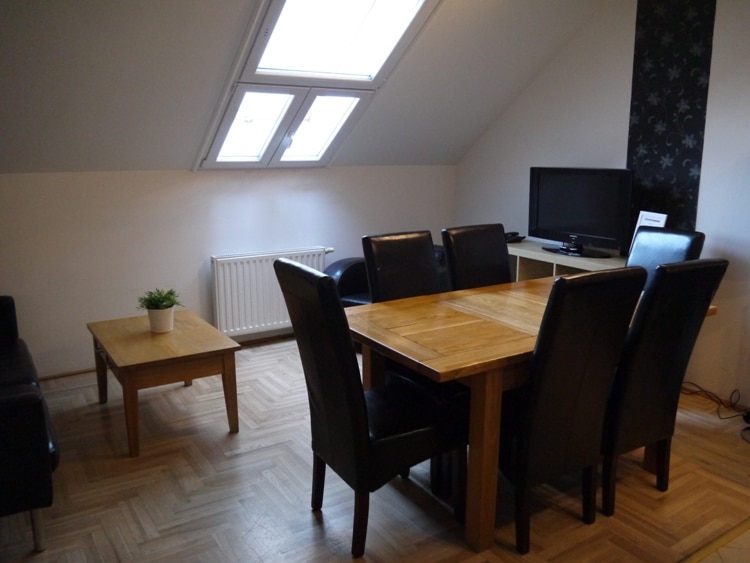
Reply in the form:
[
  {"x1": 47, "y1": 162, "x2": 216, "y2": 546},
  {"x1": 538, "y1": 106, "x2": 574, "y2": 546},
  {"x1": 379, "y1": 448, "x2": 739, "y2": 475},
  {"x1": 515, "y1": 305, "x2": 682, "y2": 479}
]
[{"x1": 211, "y1": 246, "x2": 332, "y2": 338}]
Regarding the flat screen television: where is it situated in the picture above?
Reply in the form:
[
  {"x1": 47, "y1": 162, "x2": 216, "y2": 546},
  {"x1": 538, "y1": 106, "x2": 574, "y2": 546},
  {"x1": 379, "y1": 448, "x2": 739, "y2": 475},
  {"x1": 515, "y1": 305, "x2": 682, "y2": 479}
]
[{"x1": 528, "y1": 167, "x2": 633, "y2": 258}]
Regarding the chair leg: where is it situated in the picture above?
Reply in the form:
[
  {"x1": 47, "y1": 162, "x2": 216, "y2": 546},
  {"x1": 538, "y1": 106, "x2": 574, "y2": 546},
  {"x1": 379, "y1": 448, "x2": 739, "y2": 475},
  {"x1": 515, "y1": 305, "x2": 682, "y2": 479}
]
[
  {"x1": 311, "y1": 454, "x2": 326, "y2": 511},
  {"x1": 430, "y1": 453, "x2": 452, "y2": 499},
  {"x1": 451, "y1": 446, "x2": 467, "y2": 524},
  {"x1": 30, "y1": 509, "x2": 45, "y2": 552},
  {"x1": 582, "y1": 466, "x2": 596, "y2": 524},
  {"x1": 515, "y1": 483, "x2": 530, "y2": 554},
  {"x1": 602, "y1": 454, "x2": 618, "y2": 516},
  {"x1": 352, "y1": 491, "x2": 369, "y2": 558},
  {"x1": 656, "y1": 437, "x2": 671, "y2": 492}
]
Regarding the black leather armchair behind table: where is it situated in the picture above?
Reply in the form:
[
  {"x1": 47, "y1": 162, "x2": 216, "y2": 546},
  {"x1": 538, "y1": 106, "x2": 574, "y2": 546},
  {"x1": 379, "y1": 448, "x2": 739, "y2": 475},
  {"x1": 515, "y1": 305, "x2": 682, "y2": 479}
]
[
  {"x1": 324, "y1": 257, "x2": 371, "y2": 307},
  {"x1": 0, "y1": 296, "x2": 60, "y2": 553},
  {"x1": 323, "y1": 245, "x2": 450, "y2": 307}
]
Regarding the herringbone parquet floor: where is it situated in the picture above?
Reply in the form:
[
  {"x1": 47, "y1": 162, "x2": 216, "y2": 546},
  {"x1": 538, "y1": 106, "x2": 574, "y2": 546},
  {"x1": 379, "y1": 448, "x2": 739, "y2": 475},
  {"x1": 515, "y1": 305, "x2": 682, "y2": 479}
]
[{"x1": 2, "y1": 338, "x2": 749, "y2": 562}]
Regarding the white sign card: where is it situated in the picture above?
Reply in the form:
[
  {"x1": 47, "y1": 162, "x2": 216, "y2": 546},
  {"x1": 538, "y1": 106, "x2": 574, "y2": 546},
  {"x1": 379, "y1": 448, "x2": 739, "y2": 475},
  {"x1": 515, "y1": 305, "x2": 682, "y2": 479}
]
[{"x1": 630, "y1": 210, "x2": 668, "y2": 253}]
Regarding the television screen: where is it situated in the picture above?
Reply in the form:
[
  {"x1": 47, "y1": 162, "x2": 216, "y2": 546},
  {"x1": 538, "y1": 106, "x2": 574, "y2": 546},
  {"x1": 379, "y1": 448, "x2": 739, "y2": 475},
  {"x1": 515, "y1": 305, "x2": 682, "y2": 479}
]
[{"x1": 528, "y1": 167, "x2": 633, "y2": 257}]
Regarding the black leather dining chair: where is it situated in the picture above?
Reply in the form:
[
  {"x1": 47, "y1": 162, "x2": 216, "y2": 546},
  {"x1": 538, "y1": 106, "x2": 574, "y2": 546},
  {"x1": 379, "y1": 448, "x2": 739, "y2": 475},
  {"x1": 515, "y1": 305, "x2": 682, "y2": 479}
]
[
  {"x1": 626, "y1": 226, "x2": 705, "y2": 293},
  {"x1": 441, "y1": 223, "x2": 513, "y2": 290},
  {"x1": 273, "y1": 258, "x2": 469, "y2": 558},
  {"x1": 499, "y1": 266, "x2": 646, "y2": 554},
  {"x1": 601, "y1": 258, "x2": 728, "y2": 516},
  {"x1": 361, "y1": 230, "x2": 443, "y2": 301},
  {"x1": 361, "y1": 230, "x2": 466, "y2": 496}
]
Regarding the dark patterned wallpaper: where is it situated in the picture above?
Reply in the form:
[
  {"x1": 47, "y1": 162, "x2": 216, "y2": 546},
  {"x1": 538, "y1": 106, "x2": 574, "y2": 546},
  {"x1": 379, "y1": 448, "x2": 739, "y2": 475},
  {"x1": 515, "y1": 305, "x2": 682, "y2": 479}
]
[{"x1": 627, "y1": 0, "x2": 716, "y2": 231}]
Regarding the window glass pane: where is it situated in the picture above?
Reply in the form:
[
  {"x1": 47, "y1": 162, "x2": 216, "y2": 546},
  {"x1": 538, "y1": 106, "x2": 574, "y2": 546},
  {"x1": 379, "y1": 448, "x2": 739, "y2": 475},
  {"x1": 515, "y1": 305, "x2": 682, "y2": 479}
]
[
  {"x1": 217, "y1": 91, "x2": 294, "y2": 162},
  {"x1": 258, "y1": 0, "x2": 425, "y2": 81},
  {"x1": 281, "y1": 96, "x2": 359, "y2": 161}
]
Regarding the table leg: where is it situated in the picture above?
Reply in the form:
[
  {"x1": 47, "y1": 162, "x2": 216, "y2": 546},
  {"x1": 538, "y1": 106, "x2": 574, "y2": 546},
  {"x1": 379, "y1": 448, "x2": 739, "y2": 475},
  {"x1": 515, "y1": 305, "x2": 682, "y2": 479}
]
[
  {"x1": 122, "y1": 383, "x2": 140, "y2": 457},
  {"x1": 360, "y1": 345, "x2": 386, "y2": 390},
  {"x1": 465, "y1": 369, "x2": 503, "y2": 552},
  {"x1": 221, "y1": 351, "x2": 239, "y2": 433},
  {"x1": 93, "y1": 338, "x2": 108, "y2": 404}
]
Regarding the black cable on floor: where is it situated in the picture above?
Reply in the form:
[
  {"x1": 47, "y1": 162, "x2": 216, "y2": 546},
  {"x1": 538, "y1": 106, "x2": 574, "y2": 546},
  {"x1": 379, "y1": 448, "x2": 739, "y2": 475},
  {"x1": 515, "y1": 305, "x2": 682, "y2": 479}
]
[
  {"x1": 682, "y1": 381, "x2": 750, "y2": 443},
  {"x1": 681, "y1": 381, "x2": 745, "y2": 419}
]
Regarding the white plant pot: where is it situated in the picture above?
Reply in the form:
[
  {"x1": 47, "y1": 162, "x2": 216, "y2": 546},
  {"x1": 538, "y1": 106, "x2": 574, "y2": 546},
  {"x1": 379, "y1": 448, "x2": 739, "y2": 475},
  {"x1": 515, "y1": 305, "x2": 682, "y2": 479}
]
[{"x1": 147, "y1": 307, "x2": 174, "y2": 333}]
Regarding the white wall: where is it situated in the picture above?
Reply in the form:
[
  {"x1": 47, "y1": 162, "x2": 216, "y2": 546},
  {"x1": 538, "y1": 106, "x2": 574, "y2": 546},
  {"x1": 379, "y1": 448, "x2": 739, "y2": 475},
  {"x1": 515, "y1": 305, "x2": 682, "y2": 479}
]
[
  {"x1": 456, "y1": 1, "x2": 636, "y2": 232},
  {"x1": 0, "y1": 166, "x2": 455, "y2": 377},
  {"x1": 457, "y1": 0, "x2": 750, "y2": 402},
  {"x1": 4, "y1": 0, "x2": 747, "y2": 403},
  {"x1": 690, "y1": 0, "x2": 750, "y2": 400}
]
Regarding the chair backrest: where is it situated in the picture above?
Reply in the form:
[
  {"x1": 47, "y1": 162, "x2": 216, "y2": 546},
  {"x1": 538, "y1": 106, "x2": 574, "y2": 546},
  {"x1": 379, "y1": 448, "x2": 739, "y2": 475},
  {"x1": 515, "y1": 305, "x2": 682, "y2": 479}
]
[
  {"x1": 626, "y1": 227, "x2": 705, "y2": 292},
  {"x1": 515, "y1": 267, "x2": 646, "y2": 486},
  {"x1": 0, "y1": 296, "x2": 19, "y2": 347},
  {"x1": 441, "y1": 224, "x2": 513, "y2": 290},
  {"x1": 273, "y1": 258, "x2": 370, "y2": 489},
  {"x1": 603, "y1": 258, "x2": 729, "y2": 456},
  {"x1": 361, "y1": 231, "x2": 442, "y2": 302}
]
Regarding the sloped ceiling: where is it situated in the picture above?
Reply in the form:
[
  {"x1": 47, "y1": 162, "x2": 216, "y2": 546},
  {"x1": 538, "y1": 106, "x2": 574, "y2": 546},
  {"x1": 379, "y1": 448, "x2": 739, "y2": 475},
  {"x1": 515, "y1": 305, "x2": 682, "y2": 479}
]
[{"x1": 0, "y1": 0, "x2": 603, "y2": 174}]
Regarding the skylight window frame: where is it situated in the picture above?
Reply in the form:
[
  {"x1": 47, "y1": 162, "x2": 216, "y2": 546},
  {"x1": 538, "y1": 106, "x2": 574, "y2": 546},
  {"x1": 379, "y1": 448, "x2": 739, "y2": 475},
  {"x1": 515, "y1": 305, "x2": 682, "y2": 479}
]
[
  {"x1": 196, "y1": 0, "x2": 441, "y2": 170},
  {"x1": 268, "y1": 87, "x2": 373, "y2": 168},
  {"x1": 240, "y1": 0, "x2": 439, "y2": 90},
  {"x1": 203, "y1": 85, "x2": 373, "y2": 170},
  {"x1": 204, "y1": 84, "x2": 308, "y2": 169}
]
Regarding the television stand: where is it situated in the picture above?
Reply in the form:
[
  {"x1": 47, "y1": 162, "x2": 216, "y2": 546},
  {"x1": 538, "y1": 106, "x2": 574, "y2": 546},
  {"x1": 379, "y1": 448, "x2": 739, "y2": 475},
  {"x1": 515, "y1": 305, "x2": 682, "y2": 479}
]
[
  {"x1": 542, "y1": 245, "x2": 612, "y2": 259},
  {"x1": 507, "y1": 240, "x2": 626, "y2": 281}
]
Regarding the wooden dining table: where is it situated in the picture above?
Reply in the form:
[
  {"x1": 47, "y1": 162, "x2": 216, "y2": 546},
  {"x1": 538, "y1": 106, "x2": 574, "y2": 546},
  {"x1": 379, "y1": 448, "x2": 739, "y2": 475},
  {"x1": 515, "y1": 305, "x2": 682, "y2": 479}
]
[
  {"x1": 345, "y1": 276, "x2": 555, "y2": 552},
  {"x1": 345, "y1": 272, "x2": 718, "y2": 552}
]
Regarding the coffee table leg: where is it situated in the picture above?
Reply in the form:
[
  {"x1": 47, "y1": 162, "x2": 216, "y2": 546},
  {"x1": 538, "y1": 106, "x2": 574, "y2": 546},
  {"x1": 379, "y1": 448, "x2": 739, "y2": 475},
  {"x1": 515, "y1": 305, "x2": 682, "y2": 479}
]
[
  {"x1": 122, "y1": 383, "x2": 140, "y2": 457},
  {"x1": 93, "y1": 338, "x2": 108, "y2": 404},
  {"x1": 221, "y1": 352, "x2": 239, "y2": 433}
]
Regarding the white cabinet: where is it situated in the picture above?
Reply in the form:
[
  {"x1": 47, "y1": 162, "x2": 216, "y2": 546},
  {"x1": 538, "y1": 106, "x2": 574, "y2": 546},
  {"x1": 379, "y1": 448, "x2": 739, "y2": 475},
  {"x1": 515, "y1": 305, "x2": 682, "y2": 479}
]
[{"x1": 507, "y1": 240, "x2": 626, "y2": 281}]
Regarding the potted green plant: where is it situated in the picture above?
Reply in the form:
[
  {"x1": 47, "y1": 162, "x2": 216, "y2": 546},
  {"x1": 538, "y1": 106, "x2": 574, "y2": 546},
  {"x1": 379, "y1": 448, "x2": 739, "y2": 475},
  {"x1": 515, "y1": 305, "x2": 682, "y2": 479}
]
[{"x1": 138, "y1": 288, "x2": 183, "y2": 333}]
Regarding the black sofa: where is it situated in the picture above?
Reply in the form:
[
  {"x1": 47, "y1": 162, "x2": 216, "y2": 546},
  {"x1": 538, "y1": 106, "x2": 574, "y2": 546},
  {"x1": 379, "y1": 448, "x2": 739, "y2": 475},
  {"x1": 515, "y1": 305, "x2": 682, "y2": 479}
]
[{"x1": 0, "y1": 296, "x2": 60, "y2": 552}]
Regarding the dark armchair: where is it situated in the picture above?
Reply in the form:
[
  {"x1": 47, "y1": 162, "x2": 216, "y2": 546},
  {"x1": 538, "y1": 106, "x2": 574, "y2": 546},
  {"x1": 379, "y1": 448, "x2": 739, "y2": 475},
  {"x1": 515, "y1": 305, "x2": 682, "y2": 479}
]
[
  {"x1": 273, "y1": 259, "x2": 468, "y2": 558},
  {"x1": 601, "y1": 258, "x2": 728, "y2": 516},
  {"x1": 323, "y1": 257, "x2": 371, "y2": 307},
  {"x1": 0, "y1": 296, "x2": 60, "y2": 552},
  {"x1": 499, "y1": 267, "x2": 646, "y2": 553}
]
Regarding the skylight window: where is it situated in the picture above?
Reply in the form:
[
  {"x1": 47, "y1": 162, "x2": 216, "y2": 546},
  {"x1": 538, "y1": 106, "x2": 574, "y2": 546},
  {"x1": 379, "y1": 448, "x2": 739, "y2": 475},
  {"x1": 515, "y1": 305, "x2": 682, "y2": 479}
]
[
  {"x1": 217, "y1": 91, "x2": 293, "y2": 162},
  {"x1": 280, "y1": 95, "x2": 360, "y2": 162},
  {"x1": 257, "y1": 0, "x2": 425, "y2": 82},
  {"x1": 198, "y1": 0, "x2": 439, "y2": 169}
]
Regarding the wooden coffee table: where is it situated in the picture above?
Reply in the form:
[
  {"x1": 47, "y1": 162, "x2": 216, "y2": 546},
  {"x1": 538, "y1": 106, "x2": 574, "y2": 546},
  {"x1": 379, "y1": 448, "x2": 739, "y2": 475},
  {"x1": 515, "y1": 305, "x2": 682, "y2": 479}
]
[{"x1": 87, "y1": 309, "x2": 241, "y2": 456}]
